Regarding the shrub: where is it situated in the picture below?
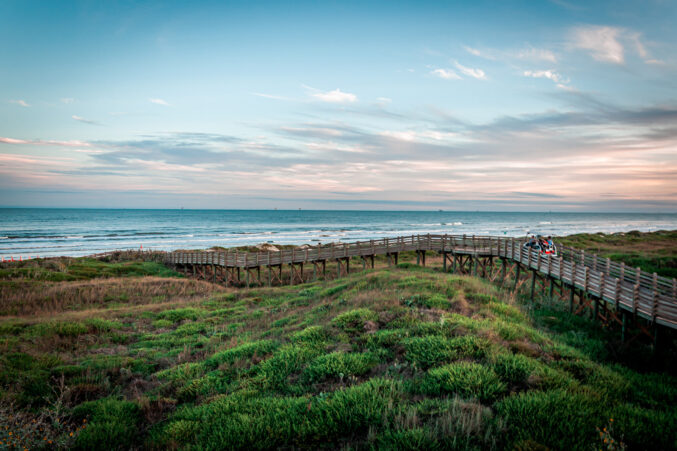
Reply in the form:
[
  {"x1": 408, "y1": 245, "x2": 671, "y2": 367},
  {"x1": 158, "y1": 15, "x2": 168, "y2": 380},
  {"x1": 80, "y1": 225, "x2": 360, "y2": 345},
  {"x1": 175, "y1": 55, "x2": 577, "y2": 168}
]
[
  {"x1": 85, "y1": 318, "x2": 123, "y2": 332},
  {"x1": 331, "y1": 308, "x2": 378, "y2": 334},
  {"x1": 496, "y1": 389, "x2": 604, "y2": 450},
  {"x1": 32, "y1": 321, "x2": 89, "y2": 337},
  {"x1": 172, "y1": 321, "x2": 208, "y2": 337},
  {"x1": 364, "y1": 328, "x2": 408, "y2": 350},
  {"x1": 302, "y1": 352, "x2": 378, "y2": 383},
  {"x1": 447, "y1": 335, "x2": 491, "y2": 359},
  {"x1": 424, "y1": 362, "x2": 505, "y2": 403},
  {"x1": 255, "y1": 344, "x2": 321, "y2": 390},
  {"x1": 156, "y1": 378, "x2": 402, "y2": 448},
  {"x1": 72, "y1": 398, "x2": 141, "y2": 450},
  {"x1": 404, "y1": 293, "x2": 451, "y2": 309},
  {"x1": 157, "y1": 307, "x2": 205, "y2": 322},
  {"x1": 402, "y1": 335, "x2": 457, "y2": 370},
  {"x1": 291, "y1": 326, "x2": 330, "y2": 346},
  {"x1": 204, "y1": 340, "x2": 278, "y2": 370},
  {"x1": 491, "y1": 353, "x2": 538, "y2": 386},
  {"x1": 610, "y1": 403, "x2": 677, "y2": 450}
]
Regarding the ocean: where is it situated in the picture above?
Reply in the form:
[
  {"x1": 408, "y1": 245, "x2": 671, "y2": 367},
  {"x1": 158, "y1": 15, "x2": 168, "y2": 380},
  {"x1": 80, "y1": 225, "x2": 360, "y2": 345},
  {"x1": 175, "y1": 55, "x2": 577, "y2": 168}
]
[{"x1": 1, "y1": 209, "x2": 676, "y2": 258}]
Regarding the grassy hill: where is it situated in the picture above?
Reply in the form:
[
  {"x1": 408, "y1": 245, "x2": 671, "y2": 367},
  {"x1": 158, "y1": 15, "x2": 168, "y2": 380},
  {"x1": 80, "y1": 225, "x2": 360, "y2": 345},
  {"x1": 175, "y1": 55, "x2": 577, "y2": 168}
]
[
  {"x1": 1, "y1": 256, "x2": 676, "y2": 450},
  {"x1": 556, "y1": 230, "x2": 677, "y2": 278}
]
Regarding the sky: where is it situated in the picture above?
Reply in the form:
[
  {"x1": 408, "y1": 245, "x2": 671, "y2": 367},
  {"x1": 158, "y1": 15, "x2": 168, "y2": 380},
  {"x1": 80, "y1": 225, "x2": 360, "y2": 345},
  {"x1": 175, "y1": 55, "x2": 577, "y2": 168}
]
[{"x1": 1, "y1": 0, "x2": 676, "y2": 211}]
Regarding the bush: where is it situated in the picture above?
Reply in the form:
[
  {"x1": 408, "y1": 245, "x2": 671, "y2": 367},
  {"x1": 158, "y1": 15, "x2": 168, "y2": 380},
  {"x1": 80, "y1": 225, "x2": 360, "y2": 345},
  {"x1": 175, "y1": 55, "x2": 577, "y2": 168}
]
[
  {"x1": 302, "y1": 352, "x2": 378, "y2": 383},
  {"x1": 447, "y1": 335, "x2": 491, "y2": 359},
  {"x1": 291, "y1": 326, "x2": 330, "y2": 346},
  {"x1": 403, "y1": 335, "x2": 457, "y2": 370},
  {"x1": 32, "y1": 321, "x2": 88, "y2": 337},
  {"x1": 331, "y1": 308, "x2": 378, "y2": 334},
  {"x1": 611, "y1": 403, "x2": 677, "y2": 450},
  {"x1": 72, "y1": 398, "x2": 141, "y2": 450},
  {"x1": 491, "y1": 353, "x2": 538, "y2": 386},
  {"x1": 255, "y1": 344, "x2": 321, "y2": 390},
  {"x1": 496, "y1": 389, "x2": 604, "y2": 450},
  {"x1": 424, "y1": 362, "x2": 505, "y2": 403},
  {"x1": 156, "y1": 378, "x2": 402, "y2": 448},
  {"x1": 205, "y1": 340, "x2": 278, "y2": 370},
  {"x1": 157, "y1": 307, "x2": 205, "y2": 322},
  {"x1": 85, "y1": 318, "x2": 123, "y2": 332}
]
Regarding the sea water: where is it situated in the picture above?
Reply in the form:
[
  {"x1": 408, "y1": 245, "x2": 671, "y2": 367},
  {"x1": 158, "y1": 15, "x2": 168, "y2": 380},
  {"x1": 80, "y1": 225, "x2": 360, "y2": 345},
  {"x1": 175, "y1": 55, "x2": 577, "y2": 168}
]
[{"x1": 1, "y1": 209, "x2": 676, "y2": 258}]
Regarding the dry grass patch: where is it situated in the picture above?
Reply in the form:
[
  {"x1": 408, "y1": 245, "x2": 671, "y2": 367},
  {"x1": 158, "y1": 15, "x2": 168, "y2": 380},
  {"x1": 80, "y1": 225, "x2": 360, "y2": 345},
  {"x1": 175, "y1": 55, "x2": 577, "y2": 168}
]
[{"x1": 0, "y1": 277, "x2": 225, "y2": 316}]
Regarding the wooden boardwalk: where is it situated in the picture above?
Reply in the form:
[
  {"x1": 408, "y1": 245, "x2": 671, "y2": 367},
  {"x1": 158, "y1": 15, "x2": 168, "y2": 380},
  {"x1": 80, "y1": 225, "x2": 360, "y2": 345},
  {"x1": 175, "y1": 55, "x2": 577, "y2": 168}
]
[{"x1": 166, "y1": 234, "x2": 677, "y2": 334}]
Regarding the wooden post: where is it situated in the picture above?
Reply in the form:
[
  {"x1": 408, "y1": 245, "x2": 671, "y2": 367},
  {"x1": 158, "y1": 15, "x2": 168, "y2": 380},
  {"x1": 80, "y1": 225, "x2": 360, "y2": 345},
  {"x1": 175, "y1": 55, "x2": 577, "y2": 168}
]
[
  {"x1": 530, "y1": 270, "x2": 537, "y2": 302},
  {"x1": 621, "y1": 311, "x2": 627, "y2": 343},
  {"x1": 513, "y1": 263, "x2": 521, "y2": 292},
  {"x1": 651, "y1": 272, "x2": 658, "y2": 323},
  {"x1": 245, "y1": 254, "x2": 249, "y2": 288},
  {"x1": 633, "y1": 267, "x2": 641, "y2": 318},
  {"x1": 569, "y1": 285, "x2": 575, "y2": 313},
  {"x1": 268, "y1": 265, "x2": 272, "y2": 286},
  {"x1": 443, "y1": 252, "x2": 447, "y2": 272},
  {"x1": 584, "y1": 267, "x2": 591, "y2": 318}
]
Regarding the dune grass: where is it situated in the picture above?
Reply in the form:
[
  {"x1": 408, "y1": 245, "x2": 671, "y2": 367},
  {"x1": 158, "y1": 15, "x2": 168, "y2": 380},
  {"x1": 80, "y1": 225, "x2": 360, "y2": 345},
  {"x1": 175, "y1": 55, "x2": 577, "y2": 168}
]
[
  {"x1": 0, "y1": 256, "x2": 676, "y2": 450},
  {"x1": 557, "y1": 229, "x2": 677, "y2": 278}
]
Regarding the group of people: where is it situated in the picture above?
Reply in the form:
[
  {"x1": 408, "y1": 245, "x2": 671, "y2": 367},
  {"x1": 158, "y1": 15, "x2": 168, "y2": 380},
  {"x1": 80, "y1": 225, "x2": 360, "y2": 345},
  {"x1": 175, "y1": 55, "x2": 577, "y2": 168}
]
[{"x1": 524, "y1": 235, "x2": 557, "y2": 255}]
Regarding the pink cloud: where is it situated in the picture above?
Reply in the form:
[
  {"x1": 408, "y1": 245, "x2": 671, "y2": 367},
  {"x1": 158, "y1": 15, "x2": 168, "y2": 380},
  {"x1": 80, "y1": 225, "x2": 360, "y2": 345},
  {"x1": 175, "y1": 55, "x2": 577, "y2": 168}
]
[{"x1": 0, "y1": 137, "x2": 91, "y2": 147}]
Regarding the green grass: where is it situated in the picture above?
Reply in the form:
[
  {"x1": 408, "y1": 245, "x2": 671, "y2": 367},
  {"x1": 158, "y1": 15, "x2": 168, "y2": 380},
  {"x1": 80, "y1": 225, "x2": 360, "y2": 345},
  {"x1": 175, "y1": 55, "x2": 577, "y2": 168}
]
[
  {"x1": 1, "y1": 255, "x2": 676, "y2": 450},
  {"x1": 556, "y1": 230, "x2": 677, "y2": 278}
]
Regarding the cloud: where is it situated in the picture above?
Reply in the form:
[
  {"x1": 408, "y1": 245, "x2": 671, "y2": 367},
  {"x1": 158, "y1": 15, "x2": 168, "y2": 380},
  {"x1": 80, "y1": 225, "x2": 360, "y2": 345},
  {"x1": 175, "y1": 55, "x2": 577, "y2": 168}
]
[
  {"x1": 516, "y1": 48, "x2": 557, "y2": 63},
  {"x1": 454, "y1": 62, "x2": 487, "y2": 80},
  {"x1": 569, "y1": 25, "x2": 625, "y2": 64},
  {"x1": 9, "y1": 100, "x2": 30, "y2": 107},
  {"x1": 569, "y1": 26, "x2": 658, "y2": 65},
  {"x1": 60, "y1": 98, "x2": 74, "y2": 104},
  {"x1": 310, "y1": 88, "x2": 357, "y2": 104},
  {"x1": 149, "y1": 98, "x2": 171, "y2": 106},
  {"x1": 72, "y1": 115, "x2": 101, "y2": 125},
  {"x1": 523, "y1": 69, "x2": 568, "y2": 84},
  {"x1": 0, "y1": 137, "x2": 91, "y2": 147},
  {"x1": 430, "y1": 68, "x2": 461, "y2": 80},
  {"x1": 463, "y1": 46, "x2": 484, "y2": 57},
  {"x1": 464, "y1": 45, "x2": 556, "y2": 64},
  {"x1": 252, "y1": 92, "x2": 292, "y2": 101}
]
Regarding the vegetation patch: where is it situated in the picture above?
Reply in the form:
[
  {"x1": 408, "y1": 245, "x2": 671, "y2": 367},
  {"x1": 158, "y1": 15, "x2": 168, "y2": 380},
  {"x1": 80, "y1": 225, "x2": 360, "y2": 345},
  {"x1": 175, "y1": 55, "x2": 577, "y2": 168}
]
[{"x1": 1, "y1": 247, "x2": 676, "y2": 450}]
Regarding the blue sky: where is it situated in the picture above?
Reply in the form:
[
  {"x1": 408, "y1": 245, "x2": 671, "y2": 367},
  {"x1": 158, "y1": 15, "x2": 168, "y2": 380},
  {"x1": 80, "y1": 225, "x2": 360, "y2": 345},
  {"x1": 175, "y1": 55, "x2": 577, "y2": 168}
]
[{"x1": 1, "y1": 0, "x2": 676, "y2": 211}]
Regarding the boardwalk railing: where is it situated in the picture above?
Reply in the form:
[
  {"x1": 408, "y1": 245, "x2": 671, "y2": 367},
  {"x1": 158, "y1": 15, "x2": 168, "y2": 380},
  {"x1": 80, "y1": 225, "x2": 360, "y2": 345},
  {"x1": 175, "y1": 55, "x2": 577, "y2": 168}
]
[{"x1": 166, "y1": 234, "x2": 677, "y2": 330}]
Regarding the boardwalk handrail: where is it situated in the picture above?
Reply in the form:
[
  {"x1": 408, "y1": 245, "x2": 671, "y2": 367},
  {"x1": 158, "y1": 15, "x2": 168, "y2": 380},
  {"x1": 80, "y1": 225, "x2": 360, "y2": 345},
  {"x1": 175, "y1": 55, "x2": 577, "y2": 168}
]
[{"x1": 166, "y1": 234, "x2": 677, "y2": 329}]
